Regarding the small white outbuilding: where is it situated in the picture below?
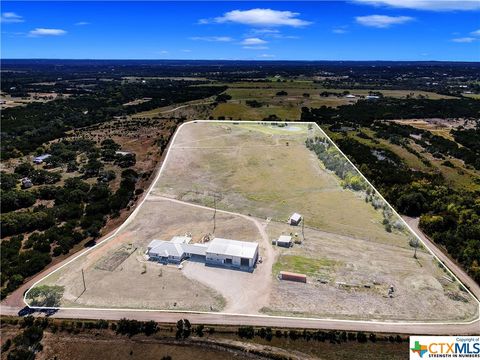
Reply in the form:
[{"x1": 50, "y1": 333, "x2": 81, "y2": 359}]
[
  {"x1": 276, "y1": 235, "x2": 292, "y2": 248},
  {"x1": 289, "y1": 213, "x2": 302, "y2": 226}
]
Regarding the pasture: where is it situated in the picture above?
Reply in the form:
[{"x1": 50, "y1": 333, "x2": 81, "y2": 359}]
[{"x1": 27, "y1": 121, "x2": 479, "y2": 322}]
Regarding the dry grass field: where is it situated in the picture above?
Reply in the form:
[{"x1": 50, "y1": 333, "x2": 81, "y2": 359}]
[
  {"x1": 212, "y1": 87, "x2": 351, "y2": 120},
  {"x1": 155, "y1": 122, "x2": 405, "y2": 245},
  {"x1": 27, "y1": 121, "x2": 479, "y2": 322},
  {"x1": 264, "y1": 221, "x2": 476, "y2": 321},
  {"x1": 205, "y1": 81, "x2": 455, "y2": 121}
]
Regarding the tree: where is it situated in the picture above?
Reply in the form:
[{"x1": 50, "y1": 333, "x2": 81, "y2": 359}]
[
  {"x1": 176, "y1": 319, "x2": 191, "y2": 339},
  {"x1": 215, "y1": 93, "x2": 232, "y2": 103},
  {"x1": 195, "y1": 324, "x2": 204, "y2": 337},
  {"x1": 14, "y1": 163, "x2": 34, "y2": 177},
  {"x1": 1, "y1": 190, "x2": 36, "y2": 213},
  {"x1": 238, "y1": 326, "x2": 255, "y2": 339},
  {"x1": 26, "y1": 285, "x2": 64, "y2": 307},
  {"x1": 144, "y1": 320, "x2": 158, "y2": 336},
  {"x1": 83, "y1": 159, "x2": 104, "y2": 177},
  {"x1": 396, "y1": 192, "x2": 426, "y2": 217},
  {"x1": 1, "y1": 172, "x2": 19, "y2": 191}
]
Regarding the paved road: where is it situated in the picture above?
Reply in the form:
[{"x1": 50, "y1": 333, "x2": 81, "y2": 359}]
[
  {"x1": 402, "y1": 216, "x2": 480, "y2": 301},
  {"x1": 1, "y1": 305, "x2": 479, "y2": 335}
]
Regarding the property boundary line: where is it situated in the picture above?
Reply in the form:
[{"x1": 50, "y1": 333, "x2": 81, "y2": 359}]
[{"x1": 22, "y1": 120, "x2": 480, "y2": 326}]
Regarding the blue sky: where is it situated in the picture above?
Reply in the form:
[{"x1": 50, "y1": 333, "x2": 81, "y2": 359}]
[{"x1": 1, "y1": 1, "x2": 480, "y2": 61}]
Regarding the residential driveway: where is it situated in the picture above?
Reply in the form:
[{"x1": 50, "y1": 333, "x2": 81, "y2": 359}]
[{"x1": 162, "y1": 196, "x2": 275, "y2": 314}]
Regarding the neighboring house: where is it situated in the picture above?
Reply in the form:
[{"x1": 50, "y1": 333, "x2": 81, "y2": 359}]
[
  {"x1": 21, "y1": 177, "x2": 33, "y2": 189},
  {"x1": 115, "y1": 151, "x2": 132, "y2": 156},
  {"x1": 33, "y1": 154, "x2": 51, "y2": 164},
  {"x1": 289, "y1": 213, "x2": 302, "y2": 226},
  {"x1": 146, "y1": 236, "x2": 259, "y2": 270}
]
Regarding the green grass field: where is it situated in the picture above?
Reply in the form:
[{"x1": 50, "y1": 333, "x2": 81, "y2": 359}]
[{"x1": 272, "y1": 255, "x2": 340, "y2": 277}]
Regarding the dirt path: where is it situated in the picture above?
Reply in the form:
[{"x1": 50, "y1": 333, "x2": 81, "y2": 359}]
[
  {"x1": 149, "y1": 195, "x2": 275, "y2": 315},
  {"x1": 402, "y1": 216, "x2": 480, "y2": 301}
]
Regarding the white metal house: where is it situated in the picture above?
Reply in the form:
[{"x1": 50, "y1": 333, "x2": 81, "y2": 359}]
[{"x1": 147, "y1": 236, "x2": 258, "y2": 270}]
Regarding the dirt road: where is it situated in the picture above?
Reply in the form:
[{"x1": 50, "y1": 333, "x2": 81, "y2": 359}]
[{"x1": 402, "y1": 216, "x2": 480, "y2": 301}]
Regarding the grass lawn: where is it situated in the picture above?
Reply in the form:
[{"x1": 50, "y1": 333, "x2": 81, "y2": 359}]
[{"x1": 272, "y1": 255, "x2": 339, "y2": 277}]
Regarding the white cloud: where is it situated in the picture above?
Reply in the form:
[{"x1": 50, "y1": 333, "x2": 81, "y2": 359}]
[
  {"x1": 258, "y1": 54, "x2": 276, "y2": 58},
  {"x1": 355, "y1": 15, "x2": 414, "y2": 28},
  {"x1": 471, "y1": 29, "x2": 480, "y2": 36},
  {"x1": 241, "y1": 37, "x2": 267, "y2": 45},
  {"x1": 182, "y1": 49, "x2": 192, "y2": 52},
  {"x1": 243, "y1": 46, "x2": 269, "y2": 50},
  {"x1": 75, "y1": 21, "x2": 90, "y2": 26},
  {"x1": 1, "y1": 12, "x2": 24, "y2": 23},
  {"x1": 250, "y1": 28, "x2": 280, "y2": 34},
  {"x1": 28, "y1": 28, "x2": 67, "y2": 37},
  {"x1": 352, "y1": 0, "x2": 480, "y2": 11},
  {"x1": 246, "y1": 28, "x2": 298, "y2": 39},
  {"x1": 190, "y1": 36, "x2": 233, "y2": 42},
  {"x1": 205, "y1": 8, "x2": 311, "y2": 27},
  {"x1": 451, "y1": 37, "x2": 477, "y2": 43},
  {"x1": 333, "y1": 26, "x2": 349, "y2": 34}
]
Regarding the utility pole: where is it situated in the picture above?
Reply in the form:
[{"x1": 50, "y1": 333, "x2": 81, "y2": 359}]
[
  {"x1": 302, "y1": 216, "x2": 305, "y2": 242},
  {"x1": 413, "y1": 238, "x2": 418, "y2": 259},
  {"x1": 213, "y1": 194, "x2": 217, "y2": 234}
]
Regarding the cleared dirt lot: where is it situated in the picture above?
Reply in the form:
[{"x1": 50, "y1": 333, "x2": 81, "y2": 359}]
[
  {"x1": 265, "y1": 221, "x2": 477, "y2": 321},
  {"x1": 28, "y1": 121, "x2": 478, "y2": 322},
  {"x1": 32, "y1": 198, "x2": 265, "y2": 311}
]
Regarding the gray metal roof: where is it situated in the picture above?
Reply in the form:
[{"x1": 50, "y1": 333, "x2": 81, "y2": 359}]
[
  {"x1": 277, "y1": 235, "x2": 292, "y2": 243},
  {"x1": 183, "y1": 243, "x2": 208, "y2": 256},
  {"x1": 147, "y1": 237, "x2": 258, "y2": 260},
  {"x1": 147, "y1": 240, "x2": 184, "y2": 258}
]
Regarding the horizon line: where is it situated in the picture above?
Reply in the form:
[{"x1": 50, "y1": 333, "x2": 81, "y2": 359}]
[{"x1": 2, "y1": 58, "x2": 480, "y2": 63}]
